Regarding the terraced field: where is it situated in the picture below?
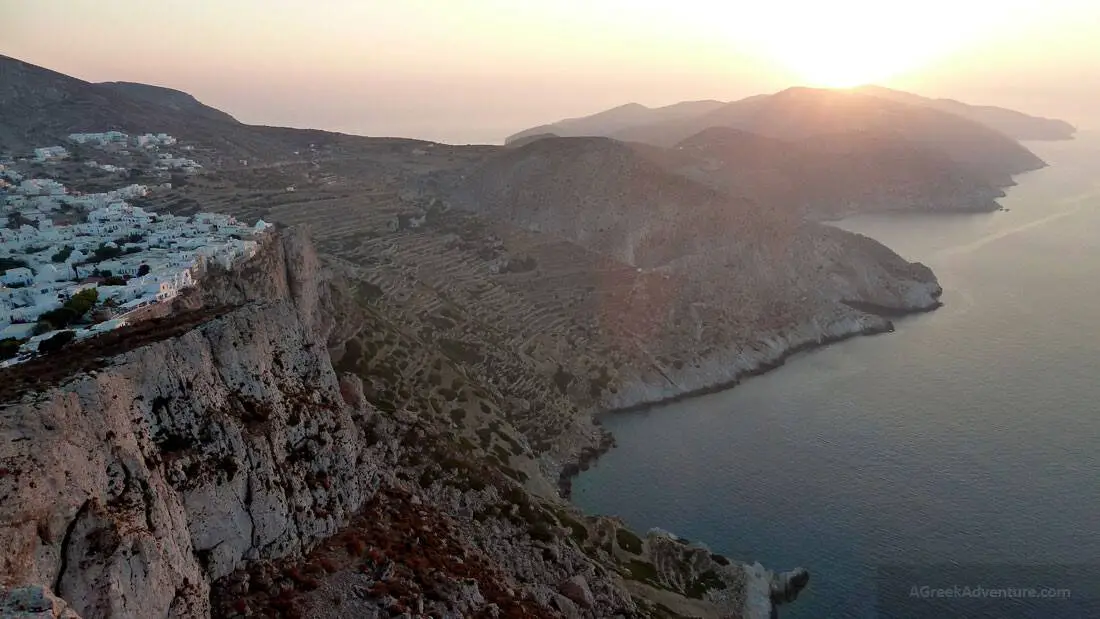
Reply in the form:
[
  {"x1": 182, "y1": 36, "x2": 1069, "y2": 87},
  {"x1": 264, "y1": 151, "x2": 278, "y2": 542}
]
[{"x1": 139, "y1": 138, "x2": 939, "y2": 488}]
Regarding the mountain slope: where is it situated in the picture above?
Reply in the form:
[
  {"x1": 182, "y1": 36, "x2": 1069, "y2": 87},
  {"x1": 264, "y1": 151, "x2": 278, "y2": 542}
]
[
  {"x1": 505, "y1": 100, "x2": 727, "y2": 145},
  {"x1": 452, "y1": 137, "x2": 766, "y2": 267},
  {"x1": 668, "y1": 126, "x2": 1006, "y2": 217},
  {"x1": 613, "y1": 87, "x2": 1045, "y2": 182},
  {"x1": 0, "y1": 54, "x2": 396, "y2": 162},
  {"x1": 855, "y1": 85, "x2": 1077, "y2": 141},
  {"x1": 97, "y1": 81, "x2": 239, "y2": 124},
  {"x1": 0, "y1": 54, "x2": 231, "y2": 152}
]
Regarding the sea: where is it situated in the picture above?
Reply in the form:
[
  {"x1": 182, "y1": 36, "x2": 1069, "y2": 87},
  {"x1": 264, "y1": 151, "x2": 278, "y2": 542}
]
[{"x1": 572, "y1": 133, "x2": 1100, "y2": 618}]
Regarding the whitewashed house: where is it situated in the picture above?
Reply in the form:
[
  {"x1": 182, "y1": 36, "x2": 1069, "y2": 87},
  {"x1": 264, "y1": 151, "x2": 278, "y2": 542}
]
[
  {"x1": 73, "y1": 264, "x2": 99, "y2": 279},
  {"x1": 33, "y1": 147, "x2": 69, "y2": 161},
  {"x1": 19, "y1": 179, "x2": 66, "y2": 196},
  {"x1": 1, "y1": 267, "x2": 34, "y2": 287},
  {"x1": 0, "y1": 287, "x2": 16, "y2": 312},
  {"x1": 69, "y1": 132, "x2": 127, "y2": 145},
  {"x1": 33, "y1": 265, "x2": 70, "y2": 284},
  {"x1": 0, "y1": 323, "x2": 36, "y2": 340},
  {"x1": 96, "y1": 259, "x2": 126, "y2": 275}
]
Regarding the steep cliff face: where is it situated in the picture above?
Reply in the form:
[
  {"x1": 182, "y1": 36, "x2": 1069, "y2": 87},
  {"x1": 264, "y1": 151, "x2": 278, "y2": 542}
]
[
  {"x1": 0, "y1": 229, "x2": 809, "y2": 619},
  {"x1": 0, "y1": 293, "x2": 384, "y2": 617}
]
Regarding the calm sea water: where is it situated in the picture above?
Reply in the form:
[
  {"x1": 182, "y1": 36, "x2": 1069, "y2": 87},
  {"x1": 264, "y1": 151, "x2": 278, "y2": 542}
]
[{"x1": 572, "y1": 134, "x2": 1100, "y2": 618}]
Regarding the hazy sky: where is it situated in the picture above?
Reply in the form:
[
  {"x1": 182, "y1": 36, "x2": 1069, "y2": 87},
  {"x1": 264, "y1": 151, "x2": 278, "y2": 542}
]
[{"x1": 4, "y1": 0, "x2": 1099, "y2": 144}]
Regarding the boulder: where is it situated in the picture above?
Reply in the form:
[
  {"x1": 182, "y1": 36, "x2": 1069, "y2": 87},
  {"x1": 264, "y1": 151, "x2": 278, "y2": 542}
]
[
  {"x1": 770, "y1": 568, "x2": 810, "y2": 604},
  {"x1": 559, "y1": 575, "x2": 595, "y2": 609}
]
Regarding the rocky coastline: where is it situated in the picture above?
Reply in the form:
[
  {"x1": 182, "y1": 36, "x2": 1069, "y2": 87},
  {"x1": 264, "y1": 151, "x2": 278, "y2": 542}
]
[
  {"x1": 559, "y1": 285, "x2": 944, "y2": 496},
  {"x1": 0, "y1": 229, "x2": 813, "y2": 619}
]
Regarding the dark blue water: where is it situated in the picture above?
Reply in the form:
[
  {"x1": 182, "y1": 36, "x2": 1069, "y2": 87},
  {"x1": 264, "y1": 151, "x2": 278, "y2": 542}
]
[{"x1": 572, "y1": 134, "x2": 1100, "y2": 618}]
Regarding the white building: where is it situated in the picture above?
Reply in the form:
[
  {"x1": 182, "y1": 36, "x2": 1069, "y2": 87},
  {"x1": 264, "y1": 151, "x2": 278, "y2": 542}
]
[
  {"x1": 133, "y1": 133, "x2": 177, "y2": 148},
  {"x1": 69, "y1": 132, "x2": 128, "y2": 146},
  {"x1": 18, "y1": 179, "x2": 66, "y2": 196},
  {"x1": 0, "y1": 267, "x2": 34, "y2": 287},
  {"x1": 34, "y1": 147, "x2": 69, "y2": 161},
  {"x1": 155, "y1": 157, "x2": 201, "y2": 171},
  {"x1": 0, "y1": 139, "x2": 272, "y2": 359},
  {"x1": 33, "y1": 264, "x2": 70, "y2": 284}
]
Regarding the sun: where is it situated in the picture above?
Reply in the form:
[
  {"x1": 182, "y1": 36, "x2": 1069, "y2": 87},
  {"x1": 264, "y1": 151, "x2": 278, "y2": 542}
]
[
  {"x1": 720, "y1": 0, "x2": 989, "y2": 88},
  {"x1": 769, "y1": 40, "x2": 923, "y2": 88}
]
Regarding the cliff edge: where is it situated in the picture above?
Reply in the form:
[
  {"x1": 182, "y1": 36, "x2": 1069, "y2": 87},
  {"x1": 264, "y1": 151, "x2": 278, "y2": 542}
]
[{"x1": 0, "y1": 228, "x2": 809, "y2": 618}]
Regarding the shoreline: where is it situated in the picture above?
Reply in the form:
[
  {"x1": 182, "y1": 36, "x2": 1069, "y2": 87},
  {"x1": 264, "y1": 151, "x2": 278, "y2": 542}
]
[{"x1": 558, "y1": 298, "x2": 942, "y2": 496}]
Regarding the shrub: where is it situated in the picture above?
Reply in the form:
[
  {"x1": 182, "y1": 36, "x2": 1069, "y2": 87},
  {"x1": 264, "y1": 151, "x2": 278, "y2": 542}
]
[
  {"x1": 530, "y1": 521, "x2": 555, "y2": 543},
  {"x1": 4, "y1": 213, "x2": 33, "y2": 230},
  {"x1": 624, "y1": 559, "x2": 661, "y2": 585},
  {"x1": 114, "y1": 233, "x2": 145, "y2": 245},
  {"x1": 37, "y1": 330, "x2": 75, "y2": 354},
  {"x1": 616, "y1": 528, "x2": 644, "y2": 555},
  {"x1": 51, "y1": 246, "x2": 74, "y2": 263},
  {"x1": 39, "y1": 307, "x2": 79, "y2": 330},
  {"x1": 39, "y1": 289, "x2": 98, "y2": 329},
  {"x1": 686, "y1": 570, "x2": 728, "y2": 599},
  {"x1": 82, "y1": 243, "x2": 123, "y2": 264},
  {"x1": 67, "y1": 288, "x2": 98, "y2": 315},
  {"x1": 0, "y1": 257, "x2": 28, "y2": 271},
  {"x1": 0, "y1": 338, "x2": 23, "y2": 360}
]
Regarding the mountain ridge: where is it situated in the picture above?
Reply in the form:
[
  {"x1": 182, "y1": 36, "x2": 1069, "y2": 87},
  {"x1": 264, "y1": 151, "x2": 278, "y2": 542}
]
[
  {"x1": 854, "y1": 84, "x2": 1077, "y2": 140},
  {"x1": 96, "y1": 81, "x2": 239, "y2": 124},
  {"x1": 506, "y1": 86, "x2": 1076, "y2": 147}
]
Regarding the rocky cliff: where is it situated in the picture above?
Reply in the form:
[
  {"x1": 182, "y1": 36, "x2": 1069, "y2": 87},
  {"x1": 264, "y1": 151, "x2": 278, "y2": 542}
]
[
  {"x1": 0, "y1": 228, "x2": 810, "y2": 618},
  {"x1": 452, "y1": 138, "x2": 943, "y2": 421}
]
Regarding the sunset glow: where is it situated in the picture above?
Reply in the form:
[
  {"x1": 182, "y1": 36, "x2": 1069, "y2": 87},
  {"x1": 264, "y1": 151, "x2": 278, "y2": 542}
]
[
  {"x1": 2, "y1": 0, "x2": 1097, "y2": 142},
  {"x1": 721, "y1": 0, "x2": 1028, "y2": 88}
]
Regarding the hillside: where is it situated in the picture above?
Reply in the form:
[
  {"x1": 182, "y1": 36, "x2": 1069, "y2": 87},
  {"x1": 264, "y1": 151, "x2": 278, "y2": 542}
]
[
  {"x1": 444, "y1": 137, "x2": 943, "y2": 400},
  {"x1": 0, "y1": 54, "x2": 407, "y2": 165},
  {"x1": 613, "y1": 87, "x2": 1045, "y2": 182},
  {"x1": 667, "y1": 126, "x2": 1006, "y2": 217},
  {"x1": 505, "y1": 131, "x2": 560, "y2": 149},
  {"x1": 505, "y1": 100, "x2": 727, "y2": 145},
  {"x1": 97, "y1": 81, "x2": 240, "y2": 124},
  {"x1": 855, "y1": 85, "x2": 1077, "y2": 141},
  {"x1": 451, "y1": 137, "x2": 767, "y2": 267}
]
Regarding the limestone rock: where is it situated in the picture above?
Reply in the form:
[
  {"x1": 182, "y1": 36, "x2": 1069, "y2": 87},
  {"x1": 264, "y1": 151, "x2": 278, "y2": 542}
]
[
  {"x1": 770, "y1": 568, "x2": 810, "y2": 604},
  {"x1": 559, "y1": 575, "x2": 595, "y2": 609},
  {"x1": 0, "y1": 586, "x2": 81, "y2": 619}
]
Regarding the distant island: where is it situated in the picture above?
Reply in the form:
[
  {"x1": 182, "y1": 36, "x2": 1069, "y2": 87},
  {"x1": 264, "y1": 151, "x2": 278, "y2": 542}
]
[{"x1": 507, "y1": 84, "x2": 1077, "y2": 146}]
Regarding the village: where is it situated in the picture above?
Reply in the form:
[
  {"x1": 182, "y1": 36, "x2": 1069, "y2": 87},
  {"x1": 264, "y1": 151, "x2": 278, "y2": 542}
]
[{"x1": 0, "y1": 131, "x2": 270, "y2": 365}]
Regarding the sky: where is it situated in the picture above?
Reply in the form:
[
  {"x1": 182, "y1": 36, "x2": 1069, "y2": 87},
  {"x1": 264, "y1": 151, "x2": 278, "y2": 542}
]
[{"x1": 4, "y1": 0, "x2": 1099, "y2": 144}]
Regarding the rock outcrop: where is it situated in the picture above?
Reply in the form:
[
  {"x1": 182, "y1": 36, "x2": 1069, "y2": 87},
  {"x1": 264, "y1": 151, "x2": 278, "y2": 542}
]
[
  {"x1": 0, "y1": 237, "x2": 382, "y2": 616},
  {"x1": 0, "y1": 586, "x2": 81, "y2": 619}
]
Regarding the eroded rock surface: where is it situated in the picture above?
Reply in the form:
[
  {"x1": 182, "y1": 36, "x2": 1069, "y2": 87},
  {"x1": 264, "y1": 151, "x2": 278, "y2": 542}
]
[{"x1": 1, "y1": 230, "x2": 809, "y2": 618}]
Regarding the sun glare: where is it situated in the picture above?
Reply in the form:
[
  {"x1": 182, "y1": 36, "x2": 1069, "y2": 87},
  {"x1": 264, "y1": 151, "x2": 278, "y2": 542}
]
[
  {"x1": 718, "y1": 0, "x2": 1019, "y2": 88},
  {"x1": 770, "y1": 40, "x2": 931, "y2": 89}
]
